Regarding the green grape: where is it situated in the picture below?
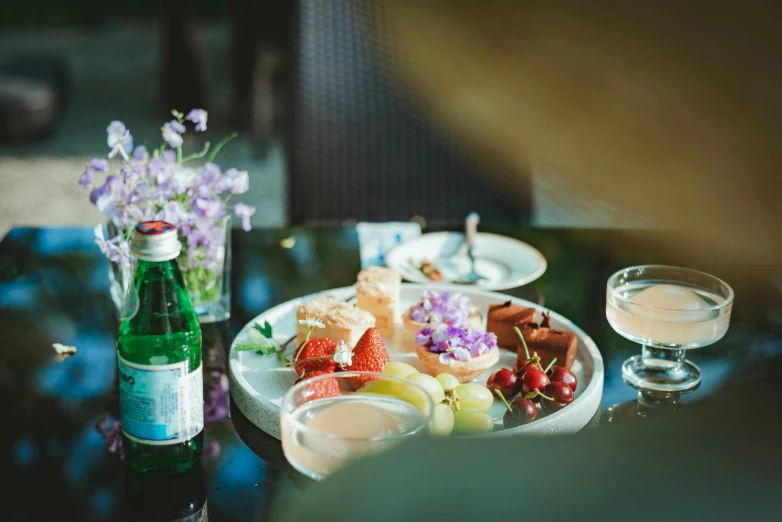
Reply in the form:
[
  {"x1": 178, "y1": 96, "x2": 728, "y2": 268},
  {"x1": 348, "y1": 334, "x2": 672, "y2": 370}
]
[
  {"x1": 454, "y1": 383, "x2": 493, "y2": 412},
  {"x1": 453, "y1": 408, "x2": 495, "y2": 435},
  {"x1": 357, "y1": 380, "x2": 395, "y2": 395},
  {"x1": 383, "y1": 361, "x2": 419, "y2": 379},
  {"x1": 407, "y1": 373, "x2": 445, "y2": 404},
  {"x1": 432, "y1": 404, "x2": 455, "y2": 436},
  {"x1": 391, "y1": 381, "x2": 431, "y2": 414},
  {"x1": 435, "y1": 373, "x2": 460, "y2": 392}
]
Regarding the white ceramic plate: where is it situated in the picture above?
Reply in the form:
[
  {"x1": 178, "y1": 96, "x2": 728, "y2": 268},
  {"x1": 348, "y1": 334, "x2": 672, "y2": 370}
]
[
  {"x1": 384, "y1": 232, "x2": 547, "y2": 290},
  {"x1": 229, "y1": 284, "x2": 604, "y2": 440}
]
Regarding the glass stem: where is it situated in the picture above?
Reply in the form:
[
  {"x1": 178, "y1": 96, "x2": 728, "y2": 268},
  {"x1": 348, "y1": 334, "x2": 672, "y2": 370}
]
[{"x1": 641, "y1": 345, "x2": 686, "y2": 370}]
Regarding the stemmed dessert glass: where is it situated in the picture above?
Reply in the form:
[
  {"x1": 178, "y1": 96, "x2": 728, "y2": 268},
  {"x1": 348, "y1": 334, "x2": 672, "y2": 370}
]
[
  {"x1": 606, "y1": 265, "x2": 733, "y2": 394},
  {"x1": 280, "y1": 372, "x2": 434, "y2": 480}
]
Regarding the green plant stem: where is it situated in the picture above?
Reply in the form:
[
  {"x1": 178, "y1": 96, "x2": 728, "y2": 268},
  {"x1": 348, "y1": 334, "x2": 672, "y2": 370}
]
[
  {"x1": 543, "y1": 358, "x2": 557, "y2": 373},
  {"x1": 206, "y1": 132, "x2": 238, "y2": 163},
  {"x1": 177, "y1": 145, "x2": 183, "y2": 163},
  {"x1": 181, "y1": 141, "x2": 211, "y2": 163}
]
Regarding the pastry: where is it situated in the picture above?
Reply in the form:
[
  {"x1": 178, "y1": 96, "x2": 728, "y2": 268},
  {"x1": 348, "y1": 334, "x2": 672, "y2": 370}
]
[
  {"x1": 517, "y1": 312, "x2": 578, "y2": 369},
  {"x1": 486, "y1": 300, "x2": 536, "y2": 350},
  {"x1": 402, "y1": 291, "x2": 482, "y2": 351},
  {"x1": 296, "y1": 295, "x2": 343, "y2": 344},
  {"x1": 323, "y1": 305, "x2": 376, "y2": 349},
  {"x1": 414, "y1": 323, "x2": 499, "y2": 382},
  {"x1": 354, "y1": 266, "x2": 401, "y2": 337}
]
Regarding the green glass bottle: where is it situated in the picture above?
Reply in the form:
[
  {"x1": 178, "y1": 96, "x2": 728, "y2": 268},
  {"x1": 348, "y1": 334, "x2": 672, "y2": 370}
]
[{"x1": 118, "y1": 221, "x2": 204, "y2": 475}]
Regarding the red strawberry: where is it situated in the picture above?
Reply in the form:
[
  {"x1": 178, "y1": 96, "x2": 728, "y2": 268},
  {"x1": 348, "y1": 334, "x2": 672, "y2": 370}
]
[
  {"x1": 301, "y1": 371, "x2": 340, "y2": 402},
  {"x1": 294, "y1": 338, "x2": 338, "y2": 377},
  {"x1": 345, "y1": 327, "x2": 390, "y2": 388}
]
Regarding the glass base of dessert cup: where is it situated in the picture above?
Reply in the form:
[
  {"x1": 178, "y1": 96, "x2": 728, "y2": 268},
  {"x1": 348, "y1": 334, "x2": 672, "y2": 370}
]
[
  {"x1": 603, "y1": 386, "x2": 700, "y2": 425},
  {"x1": 621, "y1": 345, "x2": 701, "y2": 393}
]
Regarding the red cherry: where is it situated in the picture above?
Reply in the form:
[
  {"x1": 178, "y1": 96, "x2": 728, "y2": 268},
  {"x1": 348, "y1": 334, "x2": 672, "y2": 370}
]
[
  {"x1": 521, "y1": 368, "x2": 549, "y2": 401},
  {"x1": 548, "y1": 365, "x2": 577, "y2": 392},
  {"x1": 541, "y1": 399, "x2": 569, "y2": 414},
  {"x1": 503, "y1": 397, "x2": 538, "y2": 428},
  {"x1": 539, "y1": 381, "x2": 574, "y2": 414},
  {"x1": 487, "y1": 368, "x2": 520, "y2": 400}
]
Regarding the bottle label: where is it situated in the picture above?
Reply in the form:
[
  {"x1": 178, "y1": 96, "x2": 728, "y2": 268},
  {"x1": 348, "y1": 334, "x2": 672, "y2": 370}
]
[{"x1": 118, "y1": 354, "x2": 204, "y2": 444}]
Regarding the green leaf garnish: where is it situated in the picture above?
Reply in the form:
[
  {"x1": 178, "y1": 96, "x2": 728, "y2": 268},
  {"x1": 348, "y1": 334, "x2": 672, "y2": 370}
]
[{"x1": 235, "y1": 323, "x2": 277, "y2": 355}]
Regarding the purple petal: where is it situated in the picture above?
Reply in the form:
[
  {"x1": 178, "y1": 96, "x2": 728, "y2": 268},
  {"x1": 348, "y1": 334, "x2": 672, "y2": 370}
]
[
  {"x1": 79, "y1": 170, "x2": 93, "y2": 189},
  {"x1": 88, "y1": 158, "x2": 109, "y2": 172},
  {"x1": 186, "y1": 109, "x2": 208, "y2": 132}
]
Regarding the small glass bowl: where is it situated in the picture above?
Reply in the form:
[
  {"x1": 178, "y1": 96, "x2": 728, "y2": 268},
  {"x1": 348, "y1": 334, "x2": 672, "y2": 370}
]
[
  {"x1": 280, "y1": 371, "x2": 434, "y2": 480},
  {"x1": 606, "y1": 265, "x2": 734, "y2": 393}
]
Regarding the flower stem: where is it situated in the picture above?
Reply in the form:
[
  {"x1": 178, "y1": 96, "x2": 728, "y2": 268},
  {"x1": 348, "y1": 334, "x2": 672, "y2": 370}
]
[
  {"x1": 176, "y1": 145, "x2": 183, "y2": 164},
  {"x1": 181, "y1": 141, "x2": 210, "y2": 163},
  {"x1": 206, "y1": 132, "x2": 238, "y2": 163}
]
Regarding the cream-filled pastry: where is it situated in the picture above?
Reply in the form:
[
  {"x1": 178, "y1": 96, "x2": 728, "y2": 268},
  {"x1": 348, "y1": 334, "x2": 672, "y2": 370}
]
[{"x1": 354, "y1": 266, "x2": 401, "y2": 337}]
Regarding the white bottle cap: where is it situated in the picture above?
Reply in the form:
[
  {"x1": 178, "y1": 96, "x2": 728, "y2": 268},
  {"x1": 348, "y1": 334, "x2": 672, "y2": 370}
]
[{"x1": 131, "y1": 221, "x2": 182, "y2": 262}]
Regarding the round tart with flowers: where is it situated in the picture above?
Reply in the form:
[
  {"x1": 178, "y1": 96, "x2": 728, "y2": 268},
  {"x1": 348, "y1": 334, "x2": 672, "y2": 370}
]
[
  {"x1": 401, "y1": 291, "x2": 483, "y2": 351},
  {"x1": 414, "y1": 323, "x2": 499, "y2": 382}
]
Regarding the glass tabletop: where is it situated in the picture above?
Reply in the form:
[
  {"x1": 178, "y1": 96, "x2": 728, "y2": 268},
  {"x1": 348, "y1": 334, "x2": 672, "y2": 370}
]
[{"x1": 1, "y1": 226, "x2": 778, "y2": 521}]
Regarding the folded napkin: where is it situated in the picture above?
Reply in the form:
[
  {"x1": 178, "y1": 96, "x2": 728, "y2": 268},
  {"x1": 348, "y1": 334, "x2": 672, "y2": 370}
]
[{"x1": 356, "y1": 222, "x2": 422, "y2": 268}]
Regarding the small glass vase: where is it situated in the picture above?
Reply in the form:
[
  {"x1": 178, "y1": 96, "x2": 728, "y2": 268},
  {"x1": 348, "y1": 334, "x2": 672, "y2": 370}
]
[{"x1": 107, "y1": 216, "x2": 231, "y2": 324}]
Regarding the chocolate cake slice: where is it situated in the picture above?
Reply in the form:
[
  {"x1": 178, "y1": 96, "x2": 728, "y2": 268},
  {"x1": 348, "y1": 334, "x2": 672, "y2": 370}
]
[
  {"x1": 517, "y1": 313, "x2": 578, "y2": 369},
  {"x1": 486, "y1": 300, "x2": 536, "y2": 350}
]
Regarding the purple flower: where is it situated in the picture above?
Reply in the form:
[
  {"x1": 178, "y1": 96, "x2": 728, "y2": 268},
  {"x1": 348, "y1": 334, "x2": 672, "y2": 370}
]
[
  {"x1": 197, "y1": 163, "x2": 221, "y2": 194},
  {"x1": 90, "y1": 175, "x2": 121, "y2": 214},
  {"x1": 79, "y1": 169, "x2": 93, "y2": 189},
  {"x1": 96, "y1": 415, "x2": 124, "y2": 459},
  {"x1": 171, "y1": 166, "x2": 197, "y2": 195},
  {"x1": 162, "y1": 121, "x2": 184, "y2": 148},
  {"x1": 204, "y1": 369, "x2": 229, "y2": 422},
  {"x1": 131, "y1": 145, "x2": 148, "y2": 162},
  {"x1": 186, "y1": 109, "x2": 208, "y2": 132},
  {"x1": 107, "y1": 121, "x2": 133, "y2": 159},
  {"x1": 193, "y1": 196, "x2": 224, "y2": 219},
  {"x1": 215, "y1": 168, "x2": 249, "y2": 194},
  {"x1": 156, "y1": 200, "x2": 190, "y2": 227},
  {"x1": 407, "y1": 291, "x2": 474, "y2": 326},
  {"x1": 233, "y1": 203, "x2": 255, "y2": 231},
  {"x1": 88, "y1": 158, "x2": 109, "y2": 172},
  {"x1": 416, "y1": 322, "x2": 497, "y2": 362}
]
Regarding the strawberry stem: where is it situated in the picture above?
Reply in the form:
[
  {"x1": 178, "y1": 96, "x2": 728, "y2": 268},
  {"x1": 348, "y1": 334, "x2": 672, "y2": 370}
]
[
  {"x1": 543, "y1": 358, "x2": 557, "y2": 373},
  {"x1": 494, "y1": 389, "x2": 513, "y2": 412},
  {"x1": 515, "y1": 326, "x2": 530, "y2": 359}
]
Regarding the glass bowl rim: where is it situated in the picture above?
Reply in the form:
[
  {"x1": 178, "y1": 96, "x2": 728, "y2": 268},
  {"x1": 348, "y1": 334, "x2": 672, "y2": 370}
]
[
  {"x1": 280, "y1": 371, "x2": 435, "y2": 442},
  {"x1": 606, "y1": 264, "x2": 734, "y2": 313}
]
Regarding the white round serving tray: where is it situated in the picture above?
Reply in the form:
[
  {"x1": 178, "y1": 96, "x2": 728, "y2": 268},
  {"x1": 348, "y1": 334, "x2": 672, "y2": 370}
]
[{"x1": 229, "y1": 284, "x2": 604, "y2": 439}]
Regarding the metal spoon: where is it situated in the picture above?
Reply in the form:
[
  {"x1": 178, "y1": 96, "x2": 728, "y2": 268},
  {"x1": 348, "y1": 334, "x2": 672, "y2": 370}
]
[{"x1": 457, "y1": 212, "x2": 486, "y2": 284}]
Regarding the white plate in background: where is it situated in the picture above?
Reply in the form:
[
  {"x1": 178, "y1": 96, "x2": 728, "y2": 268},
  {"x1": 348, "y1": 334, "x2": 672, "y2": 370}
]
[{"x1": 384, "y1": 232, "x2": 547, "y2": 290}]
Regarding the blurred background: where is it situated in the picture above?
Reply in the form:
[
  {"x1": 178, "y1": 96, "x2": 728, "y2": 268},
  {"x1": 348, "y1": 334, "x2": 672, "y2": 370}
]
[{"x1": 0, "y1": 0, "x2": 648, "y2": 239}]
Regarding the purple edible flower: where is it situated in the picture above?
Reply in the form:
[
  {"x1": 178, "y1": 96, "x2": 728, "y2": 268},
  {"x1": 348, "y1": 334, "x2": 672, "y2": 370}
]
[
  {"x1": 186, "y1": 108, "x2": 208, "y2": 132},
  {"x1": 408, "y1": 291, "x2": 474, "y2": 326},
  {"x1": 416, "y1": 322, "x2": 497, "y2": 363}
]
